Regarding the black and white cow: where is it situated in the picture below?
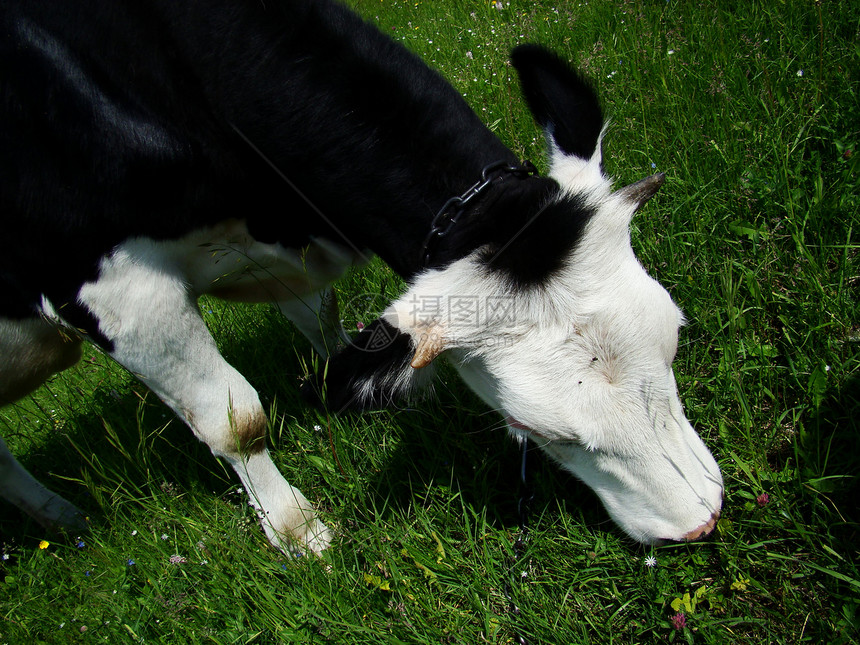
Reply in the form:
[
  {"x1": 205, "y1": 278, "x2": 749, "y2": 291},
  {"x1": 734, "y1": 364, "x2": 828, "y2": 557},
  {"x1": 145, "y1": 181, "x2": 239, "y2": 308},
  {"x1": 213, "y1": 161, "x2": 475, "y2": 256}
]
[{"x1": 0, "y1": 0, "x2": 723, "y2": 553}]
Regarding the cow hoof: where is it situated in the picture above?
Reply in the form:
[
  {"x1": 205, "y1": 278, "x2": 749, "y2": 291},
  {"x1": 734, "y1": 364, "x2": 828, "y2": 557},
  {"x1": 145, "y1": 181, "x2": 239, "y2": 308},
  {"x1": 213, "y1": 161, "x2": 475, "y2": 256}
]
[
  {"x1": 300, "y1": 518, "x2": 332, "y2": 555},
  {"x1": 40, "y1": 496, "x2": 89, "y2": 534},
  {"x1": 266, "y1": 517, "x2": 332, "y2": 556}
]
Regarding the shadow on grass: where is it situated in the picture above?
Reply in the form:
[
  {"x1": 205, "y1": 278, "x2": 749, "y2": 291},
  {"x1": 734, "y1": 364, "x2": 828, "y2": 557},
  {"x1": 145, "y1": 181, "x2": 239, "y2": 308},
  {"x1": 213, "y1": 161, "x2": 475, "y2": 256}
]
[
  {"x1": 339, "y1": 378, "x2": 607, "y2": 540},
  {"x1": 0, "y1": 382, "x2": 235, "y2": 545},
  {"x1": 1, "y1": 302, "x2": 610, "y2": 554},
  {"x1": 802, "y1": 373, "x2": 860, "y2": 538},
  {"x1": 213, "y1": 301, "x2": 610, "y2": 540}
]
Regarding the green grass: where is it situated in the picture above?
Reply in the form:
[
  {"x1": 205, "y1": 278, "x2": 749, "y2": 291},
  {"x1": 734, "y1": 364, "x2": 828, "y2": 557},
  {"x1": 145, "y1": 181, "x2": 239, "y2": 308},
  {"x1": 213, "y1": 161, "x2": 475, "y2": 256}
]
[{"x1": 2, "y1": 0, "x2": 858, "y2": 642}]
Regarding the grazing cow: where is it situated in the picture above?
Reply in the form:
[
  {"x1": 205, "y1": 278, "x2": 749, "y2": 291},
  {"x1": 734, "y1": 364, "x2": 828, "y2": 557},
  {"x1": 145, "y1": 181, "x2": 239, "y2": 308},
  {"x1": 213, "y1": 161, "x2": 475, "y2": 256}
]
[{"x1": 0, "y1": 0, "x2": 723, "y2": 553}]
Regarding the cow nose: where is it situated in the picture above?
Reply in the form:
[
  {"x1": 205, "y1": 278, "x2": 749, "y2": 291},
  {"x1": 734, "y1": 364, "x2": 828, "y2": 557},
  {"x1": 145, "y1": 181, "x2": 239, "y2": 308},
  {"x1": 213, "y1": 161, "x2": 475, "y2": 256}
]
[{"x1": 682, "y1": 510, "x2": 720, "y2": 542}]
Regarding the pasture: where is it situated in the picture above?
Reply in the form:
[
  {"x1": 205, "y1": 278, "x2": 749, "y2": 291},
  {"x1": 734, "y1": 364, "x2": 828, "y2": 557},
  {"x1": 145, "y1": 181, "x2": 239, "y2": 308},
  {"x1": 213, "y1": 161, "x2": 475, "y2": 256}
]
[{"x1": 1, "y1": 0, "x2": 857, "y2": 642}]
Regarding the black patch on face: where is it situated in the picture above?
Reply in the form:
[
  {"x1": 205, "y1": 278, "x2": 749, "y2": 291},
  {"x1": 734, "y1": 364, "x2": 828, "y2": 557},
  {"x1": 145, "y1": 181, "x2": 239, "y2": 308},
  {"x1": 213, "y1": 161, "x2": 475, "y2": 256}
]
[{"x1": 302, "y1": 318, "x2": 416, "y2": 412}]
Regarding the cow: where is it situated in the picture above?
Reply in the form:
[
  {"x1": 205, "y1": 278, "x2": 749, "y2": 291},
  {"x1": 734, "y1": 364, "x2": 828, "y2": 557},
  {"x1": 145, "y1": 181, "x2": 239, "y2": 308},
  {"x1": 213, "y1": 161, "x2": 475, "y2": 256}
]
[{"x1": 0, "y1": 0, "x2": 723, "y2": 554}]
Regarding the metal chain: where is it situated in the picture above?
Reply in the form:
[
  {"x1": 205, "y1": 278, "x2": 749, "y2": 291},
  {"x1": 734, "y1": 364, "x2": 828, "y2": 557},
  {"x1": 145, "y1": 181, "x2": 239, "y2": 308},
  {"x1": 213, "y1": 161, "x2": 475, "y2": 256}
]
[
  {"x1": 504, "y1": 439, "x2": 534, "y2": 645},
  {"x1": 420, "y1": 160, "x2": 537, "y2": 267}
]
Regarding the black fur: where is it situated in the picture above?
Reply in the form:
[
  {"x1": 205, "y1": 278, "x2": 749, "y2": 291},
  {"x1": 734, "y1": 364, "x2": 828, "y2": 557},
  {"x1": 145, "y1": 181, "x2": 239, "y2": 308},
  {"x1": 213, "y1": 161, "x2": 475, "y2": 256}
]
[
  {"x1": 1, "y1": 0, "x2": 512, "y2": 322},
  {"x1": 2, "y1": 0, "x2": 603, "y2": 403},
  {"x1": 511, "y1": 44, "x2": 604, "y2": 160},
  {"x1": 477, "y1": 187, "x2": 594, "y2": 288},
  {"x1": 302, "y1": 319, "x2": 418, "y2": 412}
]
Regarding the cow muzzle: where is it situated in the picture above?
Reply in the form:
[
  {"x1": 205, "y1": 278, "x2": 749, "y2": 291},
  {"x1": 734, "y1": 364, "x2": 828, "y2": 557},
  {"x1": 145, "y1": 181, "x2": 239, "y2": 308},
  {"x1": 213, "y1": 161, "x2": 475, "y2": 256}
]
[{"x1": 680, "y1": 509, "x2": 721, "y2": 542}]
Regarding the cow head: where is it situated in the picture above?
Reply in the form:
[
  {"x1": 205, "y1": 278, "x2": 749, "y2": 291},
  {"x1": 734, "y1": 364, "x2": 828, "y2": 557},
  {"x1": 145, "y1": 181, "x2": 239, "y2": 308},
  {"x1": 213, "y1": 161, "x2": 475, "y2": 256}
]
[{"x1": 315, "y1": 46, "x2": 723, "y2": 544}]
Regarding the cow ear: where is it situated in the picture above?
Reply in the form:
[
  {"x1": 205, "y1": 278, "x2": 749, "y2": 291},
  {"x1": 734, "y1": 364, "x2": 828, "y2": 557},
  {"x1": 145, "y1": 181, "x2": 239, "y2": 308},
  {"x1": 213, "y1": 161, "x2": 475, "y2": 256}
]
[{"x1": 511, "y1": 44, "x2": 603, "y2": 162}]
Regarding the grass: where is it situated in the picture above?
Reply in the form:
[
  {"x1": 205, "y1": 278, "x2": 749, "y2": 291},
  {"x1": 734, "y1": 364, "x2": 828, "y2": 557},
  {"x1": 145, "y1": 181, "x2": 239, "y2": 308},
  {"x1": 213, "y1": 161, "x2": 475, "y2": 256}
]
[{"x1": 1, "y1": 0, "x2": 858, "y2": 642}]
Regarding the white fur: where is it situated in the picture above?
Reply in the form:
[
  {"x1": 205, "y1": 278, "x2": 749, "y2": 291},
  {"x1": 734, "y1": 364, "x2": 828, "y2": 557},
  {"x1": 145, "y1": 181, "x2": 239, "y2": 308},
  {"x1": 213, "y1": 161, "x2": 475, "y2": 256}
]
[
  {"x1": 1, "y1": 222, "x2": 355, "y2": 553},
  {"x1": 547, "y1": 126, "x2": 611, "y2": 204},
  {"x1": 75, "y1": 224, "x2": 356, "y2": 551},
  {"x1": 386, "y1": 146, "x2": 723, "y2": 544}
]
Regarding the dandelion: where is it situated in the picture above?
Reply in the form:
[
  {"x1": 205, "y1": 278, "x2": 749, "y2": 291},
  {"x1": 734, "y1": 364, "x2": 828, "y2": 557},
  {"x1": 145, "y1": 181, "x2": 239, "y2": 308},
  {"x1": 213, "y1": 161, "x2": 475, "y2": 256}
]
[
  {"x1": 38, "y1": 540, "x2": 50, "y2": 550},
  {"x1": 670, "y1": 613, "x2": 686, "y2": 630},
  {"x1": 644, "y1": 555, "x2": 658, "y2": 568},
  {"x1": 756, "y1": 492, "x2": 770, "y2": 507}
]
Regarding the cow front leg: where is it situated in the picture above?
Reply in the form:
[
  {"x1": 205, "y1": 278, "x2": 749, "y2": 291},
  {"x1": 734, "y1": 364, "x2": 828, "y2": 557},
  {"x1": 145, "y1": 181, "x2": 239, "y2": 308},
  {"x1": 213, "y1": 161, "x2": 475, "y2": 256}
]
[{"x1": 78, "y1": 244, "x2": 330, "y2": 554}]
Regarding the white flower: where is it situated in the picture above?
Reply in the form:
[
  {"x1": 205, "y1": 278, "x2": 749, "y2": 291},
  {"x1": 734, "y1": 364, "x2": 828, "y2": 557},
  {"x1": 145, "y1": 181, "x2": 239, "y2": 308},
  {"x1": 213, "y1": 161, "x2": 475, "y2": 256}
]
[
  {"x1": 796, "y1": 69, "x2": 804, "y2": 77},
  {"x1": 667, "y1": 49, "x2": 675, "y2": 56},
  {"x1": 644, "y1": 555, "x2": 658, "y2": 568}
]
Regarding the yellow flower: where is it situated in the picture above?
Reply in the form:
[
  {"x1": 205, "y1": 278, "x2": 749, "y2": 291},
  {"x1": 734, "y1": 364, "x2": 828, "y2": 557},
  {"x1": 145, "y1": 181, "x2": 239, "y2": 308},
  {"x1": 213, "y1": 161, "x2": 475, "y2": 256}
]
[
  {"x1": 731, "y1": 577, "x2": 750, "y2": 592},
  {"x1": 38, "y1": 540, "x2": 50, "y2": 550}
]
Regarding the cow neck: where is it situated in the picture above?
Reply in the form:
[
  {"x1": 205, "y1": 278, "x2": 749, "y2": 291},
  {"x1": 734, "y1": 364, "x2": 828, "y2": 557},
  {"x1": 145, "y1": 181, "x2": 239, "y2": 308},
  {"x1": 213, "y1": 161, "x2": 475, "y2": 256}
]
[{"x1": 165, "y1": 1, "x2": 536, "y2": 279}]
